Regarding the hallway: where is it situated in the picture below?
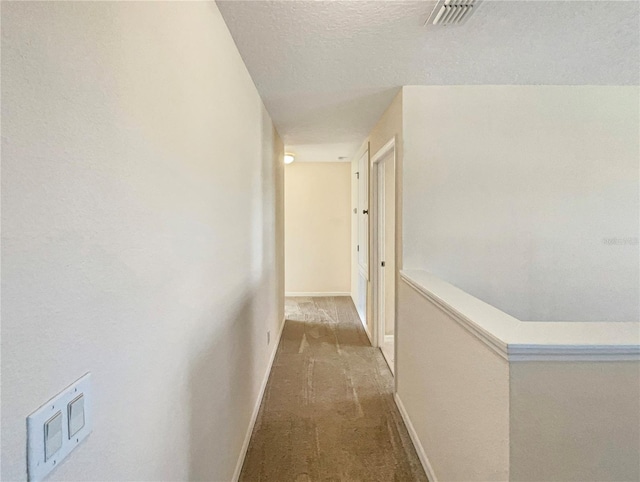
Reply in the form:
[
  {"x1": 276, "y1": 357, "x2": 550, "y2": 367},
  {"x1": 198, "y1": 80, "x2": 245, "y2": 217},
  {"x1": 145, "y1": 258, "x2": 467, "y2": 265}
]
[
  {"x1": 3, "y1": 2, "x2": 638, "y2": 480},
  {"x1": 239, "y1": 297, "x2": 427, "y2": 481}
]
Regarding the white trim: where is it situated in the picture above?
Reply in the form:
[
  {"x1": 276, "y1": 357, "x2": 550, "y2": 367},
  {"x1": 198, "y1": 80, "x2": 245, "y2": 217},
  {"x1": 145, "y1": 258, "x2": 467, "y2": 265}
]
[
  {"x1": 400, "y1": 270, "x2": 640, "y2": 362},
  {"x1": 285, "y1": 292, "x2": 351, "y2": 297},
  {"x1": 361, "y1": 319, "x2": 373, "y2": 345},
  {"x1": 394, "y1": 393, "x2": 438, "y2": 482},
  {"x1": 384, "y1": 334, "x2": 394, "y2": 344},
  {"x1": 352, "y1": 140, "x2": 370, "y2": 166},
  {"x1": 232, "y1": 317, "x2": 286, "y2": 482},
  {"x1": 371, "y1": 137, "x2": 396, "y2": 351},
  {"x1": 371, "y1": 138, "x2": 395, "y2": 165},
  {"x1": 400, "y1": 271, "x2": 508, "y2": 360},
  {"x1": 508, "y1": 345, "x2": 640, "y2": 362},
  {"x1": 373, "y1": 158, "x2": 386, "y2": 348},
  {"x1": 350, "y1": 290, "x2": 372, "y2": 344}
]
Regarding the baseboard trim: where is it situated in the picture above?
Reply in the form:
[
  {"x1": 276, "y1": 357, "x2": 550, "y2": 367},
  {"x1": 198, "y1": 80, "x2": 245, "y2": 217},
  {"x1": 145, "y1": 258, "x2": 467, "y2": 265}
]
[
  {"x1": 394, "y1": 392, "x2": 438, "y2": 482},
  {"x1": 285, "y1": 291, "x2": 351, "y2": 297},
  {"x1": 349, "y1": 294, "x2": 372, "y2": 345},
  {"x1": 232, "y1": 317, "x2": 286, "y2": 482},
  {"x1": 362, "y1": 321, "x2": 372, "y2": 345},
  {"x1": 384, "y1": 334, "x2": 394, "y2": 344}
]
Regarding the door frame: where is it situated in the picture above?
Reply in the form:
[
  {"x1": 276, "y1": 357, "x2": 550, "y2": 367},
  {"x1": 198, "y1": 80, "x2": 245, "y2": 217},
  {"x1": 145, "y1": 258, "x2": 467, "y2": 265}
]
[
  {"x1": 370, "y1": 138, "x2": 396, "y2": 359},
  {"x1": 375, "y1": 156, "x2": 386, "y2": 348}
]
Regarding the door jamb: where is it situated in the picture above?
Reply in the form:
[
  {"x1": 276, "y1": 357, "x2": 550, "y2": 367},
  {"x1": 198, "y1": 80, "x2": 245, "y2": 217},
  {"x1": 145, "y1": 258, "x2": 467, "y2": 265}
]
[{"x1": 370, "y1": 138, "x2": 396, "y2": 354}]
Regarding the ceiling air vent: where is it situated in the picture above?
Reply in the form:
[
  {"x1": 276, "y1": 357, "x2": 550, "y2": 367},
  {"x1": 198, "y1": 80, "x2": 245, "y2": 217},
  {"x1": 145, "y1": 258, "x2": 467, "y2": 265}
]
[{"x1": 426, "y1": 0, "x2": 482, "y2": 27}]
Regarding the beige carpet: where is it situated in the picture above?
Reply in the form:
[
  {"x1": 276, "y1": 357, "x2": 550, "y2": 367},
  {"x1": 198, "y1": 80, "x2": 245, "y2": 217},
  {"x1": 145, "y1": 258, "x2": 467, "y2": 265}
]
[{"x1": 239, "y1": 297, "x2": 428, "y2": 482}]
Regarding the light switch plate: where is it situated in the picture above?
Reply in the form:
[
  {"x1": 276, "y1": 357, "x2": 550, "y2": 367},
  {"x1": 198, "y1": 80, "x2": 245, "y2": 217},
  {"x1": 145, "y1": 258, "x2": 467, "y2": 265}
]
[{"x1": 27, "y1": 373, "x2": 92, "y2": 482}]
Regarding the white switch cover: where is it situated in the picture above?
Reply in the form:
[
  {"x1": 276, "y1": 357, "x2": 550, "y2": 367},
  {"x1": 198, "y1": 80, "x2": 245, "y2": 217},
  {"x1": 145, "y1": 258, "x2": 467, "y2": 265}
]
[
  {"x1": 44, "y1": 412, "x2": 63, "y2": 460},
  {"x1": 27, "y1": 373, "x2": 92, "y2": 482},
  {"x1": 68, "y1": 395, "x2": 85, "y2": 437}
]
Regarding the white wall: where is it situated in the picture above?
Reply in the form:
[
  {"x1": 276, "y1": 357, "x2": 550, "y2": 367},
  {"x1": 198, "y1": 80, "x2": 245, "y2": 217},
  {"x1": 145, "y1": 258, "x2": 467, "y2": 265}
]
[
  {"x1": 510, "y1": 361, "x2": 640, "y2": 482},
  {"x1": 1, "y1": 2, "x2": 283, "y2": 481},
  {"x1": 403, "y1": 86, "x2": 639, "y2": 322},
  {"x1": 285, "y1": 162, "x2": 351, "y2": 295},
  {"x1": 397, "y1": 279, "x2": 510, "y2": 482},
  {"x1": 397, "y1": 271, "x2": 640, "y2": 482}
]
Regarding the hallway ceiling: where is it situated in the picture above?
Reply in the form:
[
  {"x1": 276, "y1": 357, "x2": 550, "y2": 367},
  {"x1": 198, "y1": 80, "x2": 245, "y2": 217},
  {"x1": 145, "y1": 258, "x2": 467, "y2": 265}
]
[{"x1": 216, "y1": 0, "x2": 639, "y2": 162}]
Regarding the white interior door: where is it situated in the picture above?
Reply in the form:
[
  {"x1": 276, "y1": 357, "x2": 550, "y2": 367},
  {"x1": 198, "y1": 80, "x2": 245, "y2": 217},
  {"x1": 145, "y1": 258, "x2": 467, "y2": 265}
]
[
  {"x1": 357, "y1": 150, "x2": 369, "y2": 278},
  {"x1": 355, "y1": 149, "x2": 369, "y2": 327}
]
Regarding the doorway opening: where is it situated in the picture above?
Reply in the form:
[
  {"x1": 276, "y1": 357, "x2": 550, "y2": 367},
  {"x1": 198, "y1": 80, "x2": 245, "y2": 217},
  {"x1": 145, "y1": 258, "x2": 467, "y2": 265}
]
[{"x1": 371, "y1": 139, "x2": 396, "y2": 374}]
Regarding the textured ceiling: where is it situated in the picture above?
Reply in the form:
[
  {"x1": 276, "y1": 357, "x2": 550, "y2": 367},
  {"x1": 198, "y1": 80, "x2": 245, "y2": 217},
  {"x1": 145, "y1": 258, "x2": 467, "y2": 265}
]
[{"x1": 217, "y1": 0, "x2": 640, "y2": 161}]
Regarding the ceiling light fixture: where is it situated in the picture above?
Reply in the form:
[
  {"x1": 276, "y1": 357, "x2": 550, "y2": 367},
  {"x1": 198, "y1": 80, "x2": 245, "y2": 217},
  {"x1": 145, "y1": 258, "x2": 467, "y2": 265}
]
[{"x1": 284, "y1": 153, "x2": 295, "y2": 165}]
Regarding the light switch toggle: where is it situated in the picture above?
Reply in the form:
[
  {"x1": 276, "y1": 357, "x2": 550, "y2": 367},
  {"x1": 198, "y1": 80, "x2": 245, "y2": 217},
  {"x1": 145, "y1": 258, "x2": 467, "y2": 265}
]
[
  {"x1": 44, "y1": 412, "x2": 63, "y2": 461},
  {"x1": 68, "y1": 395, "x2": 85, "y2": 438}
]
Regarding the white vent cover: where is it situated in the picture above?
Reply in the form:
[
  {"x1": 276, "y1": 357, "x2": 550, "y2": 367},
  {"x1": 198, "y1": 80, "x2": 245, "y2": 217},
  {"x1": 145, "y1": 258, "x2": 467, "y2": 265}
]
[{"x1": 426, "y1": 0, "x2": 482, "y2": 27}]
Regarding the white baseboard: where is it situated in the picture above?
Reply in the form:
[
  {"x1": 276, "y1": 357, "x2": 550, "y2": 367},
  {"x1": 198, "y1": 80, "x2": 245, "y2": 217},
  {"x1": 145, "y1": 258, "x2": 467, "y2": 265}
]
[
  {"x1": 384, "y1": 334, "x2": 394, "y2": 344},
  {"x1": 232, "y1": 317, "x2": 286, "y2": 481},
  {"x1": 394, "y1": 392, "x2": 438, "y2": 482},
  {"x1": 351, "y1": 297, "x2": 372, "y2": 344},
  {"x1": 362, "y1": 320, "x2": 372, "y2": 344},
  {"x1": 285, "y1": 291, "x2": 351, "y2": 297}
]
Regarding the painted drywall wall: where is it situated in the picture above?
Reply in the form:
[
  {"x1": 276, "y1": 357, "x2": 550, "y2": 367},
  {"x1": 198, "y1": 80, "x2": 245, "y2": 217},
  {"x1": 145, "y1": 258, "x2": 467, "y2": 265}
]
[
  {"x1": 1, "y1": 2, "x2": 284, "y2": 481},
  {"x1": 397, "y1": 270, "x2": 640, "y2": 482},
  {"x1": 402, "y1": 85, "x2": 639, "y2": 322},
  {"x1": 396, "y1": 279, "x2": 510, "y2": 481},
  {"x1": 510, "y1": 361, "x2": 640, "y2": 482},
  {"x1": 284, "y1": 162, "x2": 351, "y2": 294},
  {"x1": 362, "y1": 90, "x2": 403, "y2": 338},
  {"x1": 275, "y1": 139, "x2": 286, "y2": 324}
]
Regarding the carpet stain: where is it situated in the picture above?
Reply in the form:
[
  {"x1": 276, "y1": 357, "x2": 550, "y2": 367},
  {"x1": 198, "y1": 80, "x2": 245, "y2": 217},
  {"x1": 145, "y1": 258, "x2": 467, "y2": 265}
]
[{"x1": 239, "y1": 297, "x2": 428, "y2": 482}]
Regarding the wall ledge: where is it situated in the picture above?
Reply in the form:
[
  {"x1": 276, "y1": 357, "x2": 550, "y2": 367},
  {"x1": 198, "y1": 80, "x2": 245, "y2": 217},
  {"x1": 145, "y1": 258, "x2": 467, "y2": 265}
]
[
  {"x1": 285, "y1": 292, "x2": 351, "y2": 297},
  {"x1": 400, "y1": 270, "x2": 640, "y2": 362}
]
